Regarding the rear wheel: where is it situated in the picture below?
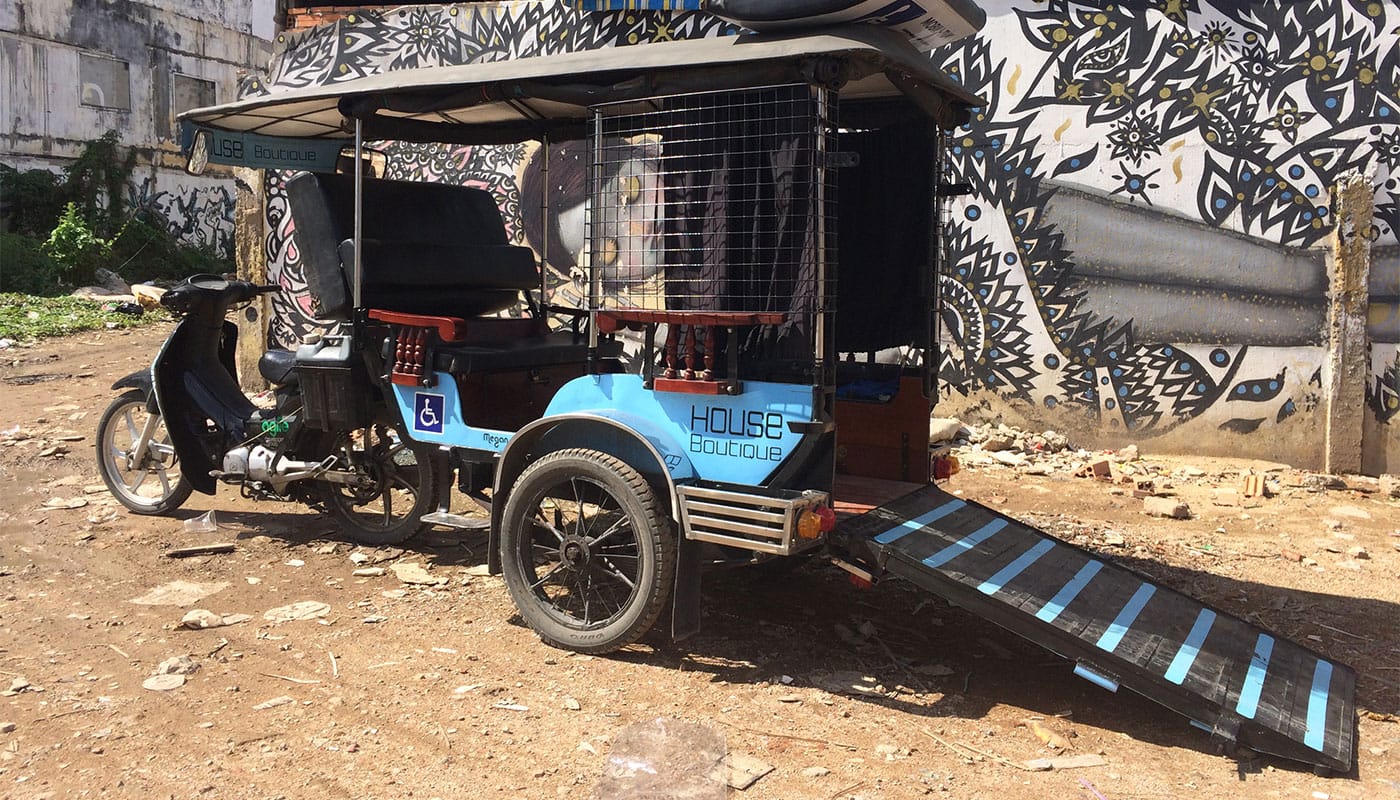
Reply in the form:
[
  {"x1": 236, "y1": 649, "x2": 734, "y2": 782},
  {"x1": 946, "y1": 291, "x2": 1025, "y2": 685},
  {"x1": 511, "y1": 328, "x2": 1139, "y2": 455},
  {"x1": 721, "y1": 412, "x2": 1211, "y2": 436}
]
[
  {"x1": 95, "y1": 390, "x2": 192, "y2": 515},
  {"x1": 321, "y1": 422, "x2": 440, "y2": 545},
  {"x1": 500, "y1": 449, "x2": 676, "y2": 653}
]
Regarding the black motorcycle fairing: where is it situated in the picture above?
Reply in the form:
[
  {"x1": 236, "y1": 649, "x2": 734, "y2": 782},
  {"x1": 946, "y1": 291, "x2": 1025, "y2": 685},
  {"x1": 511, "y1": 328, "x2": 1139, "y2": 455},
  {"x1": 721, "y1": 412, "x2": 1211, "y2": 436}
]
[{"x1": 154, "y1": 317, "x2": 257, "y2": 495}]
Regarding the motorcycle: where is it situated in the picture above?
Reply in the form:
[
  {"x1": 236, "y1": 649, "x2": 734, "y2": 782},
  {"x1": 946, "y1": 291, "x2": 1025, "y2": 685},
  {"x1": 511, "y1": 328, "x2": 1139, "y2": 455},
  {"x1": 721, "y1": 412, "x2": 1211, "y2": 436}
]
[{"x1": 94, "y1": 274, "x2": 442, "y2": 544}]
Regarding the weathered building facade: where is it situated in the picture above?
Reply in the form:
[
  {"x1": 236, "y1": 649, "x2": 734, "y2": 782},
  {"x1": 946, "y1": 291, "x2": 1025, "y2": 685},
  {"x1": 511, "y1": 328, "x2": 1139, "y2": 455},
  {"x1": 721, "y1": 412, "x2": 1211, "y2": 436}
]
[
  {"x1": 242, "y1": 1, "x2": 1396, "y2": 473},
  {"x1": 0, "y1": 0, "x2": 275, "y2": 254}
]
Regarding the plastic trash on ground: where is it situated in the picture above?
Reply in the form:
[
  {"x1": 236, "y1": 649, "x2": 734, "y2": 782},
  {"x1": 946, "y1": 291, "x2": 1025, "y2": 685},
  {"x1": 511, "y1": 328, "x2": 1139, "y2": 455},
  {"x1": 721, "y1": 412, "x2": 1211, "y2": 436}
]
[
  {"x1": 591, "y1": 718, "x2": 727, "y2": 800},
  {"x1": 183, "y1": 510, "x2": 218, "y2": 533}
]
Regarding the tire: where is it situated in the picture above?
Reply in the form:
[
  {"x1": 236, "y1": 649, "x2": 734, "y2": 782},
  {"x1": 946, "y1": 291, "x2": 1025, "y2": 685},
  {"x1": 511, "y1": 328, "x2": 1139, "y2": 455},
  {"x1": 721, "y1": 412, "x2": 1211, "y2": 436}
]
[
  {"x1": 500, "y1": 448, "x2": 676, "y2": 654},
  {"x1": 320, "y1": 422, "x2": 441, "y2": 545},
  {"x1": 95, "y1": 389, "x2": 193, "y2": 515}
]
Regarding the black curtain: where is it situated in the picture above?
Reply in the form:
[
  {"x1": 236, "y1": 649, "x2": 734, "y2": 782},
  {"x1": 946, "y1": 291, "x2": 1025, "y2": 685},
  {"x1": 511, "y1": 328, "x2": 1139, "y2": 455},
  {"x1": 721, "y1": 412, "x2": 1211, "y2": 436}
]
[
  {"x1": 661, "y1": 89, "x2": 816, "y2": 360},
  {"x1": 833, "y1": 119, "x2": 934, "y2": 354}
]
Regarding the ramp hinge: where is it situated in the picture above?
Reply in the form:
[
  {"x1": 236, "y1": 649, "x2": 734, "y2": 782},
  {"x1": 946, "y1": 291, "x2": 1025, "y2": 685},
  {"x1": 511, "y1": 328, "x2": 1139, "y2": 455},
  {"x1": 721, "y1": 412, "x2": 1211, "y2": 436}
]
[{"x1": 1073, "y1": 662, "x2": 1120, "y2": 693}]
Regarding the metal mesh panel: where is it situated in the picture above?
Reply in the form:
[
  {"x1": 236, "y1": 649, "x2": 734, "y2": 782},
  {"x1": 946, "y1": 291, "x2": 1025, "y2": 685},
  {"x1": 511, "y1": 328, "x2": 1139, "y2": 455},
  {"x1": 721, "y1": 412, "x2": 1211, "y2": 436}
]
[{"x1": 588, "y1": 84, "x2": 835, "y2": 330}]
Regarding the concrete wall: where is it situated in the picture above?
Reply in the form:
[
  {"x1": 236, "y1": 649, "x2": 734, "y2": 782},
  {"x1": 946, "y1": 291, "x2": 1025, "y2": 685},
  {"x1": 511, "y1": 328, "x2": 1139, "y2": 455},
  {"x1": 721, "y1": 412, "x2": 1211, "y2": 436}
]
[
  {"x1": 245, "y1": 2, "x2": 1398, "y2": 473},
  {"x1": 0, "y1": 0, "x2": 275, "y2": 254}
]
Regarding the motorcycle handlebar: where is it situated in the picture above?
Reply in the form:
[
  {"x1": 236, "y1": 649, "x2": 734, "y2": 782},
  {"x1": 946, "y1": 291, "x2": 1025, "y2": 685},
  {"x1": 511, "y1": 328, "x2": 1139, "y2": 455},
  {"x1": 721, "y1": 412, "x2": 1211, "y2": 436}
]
[{"x1": 161, "y1": 277, "x2": 279, "y2": 315}]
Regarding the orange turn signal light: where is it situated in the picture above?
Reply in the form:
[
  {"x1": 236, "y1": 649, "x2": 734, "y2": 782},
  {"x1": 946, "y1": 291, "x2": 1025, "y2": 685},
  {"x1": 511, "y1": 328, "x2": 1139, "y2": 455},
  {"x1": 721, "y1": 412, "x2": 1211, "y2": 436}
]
[{"x1": 797, "y1": 504, "x2": 836, "y2": 539}]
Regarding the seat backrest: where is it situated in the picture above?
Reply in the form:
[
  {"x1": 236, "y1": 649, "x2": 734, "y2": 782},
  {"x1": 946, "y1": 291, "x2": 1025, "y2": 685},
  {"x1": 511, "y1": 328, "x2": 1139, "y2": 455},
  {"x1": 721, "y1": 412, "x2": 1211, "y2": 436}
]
[{"x1": 285, "y1": 172, "x2": 528, "y2": 320}]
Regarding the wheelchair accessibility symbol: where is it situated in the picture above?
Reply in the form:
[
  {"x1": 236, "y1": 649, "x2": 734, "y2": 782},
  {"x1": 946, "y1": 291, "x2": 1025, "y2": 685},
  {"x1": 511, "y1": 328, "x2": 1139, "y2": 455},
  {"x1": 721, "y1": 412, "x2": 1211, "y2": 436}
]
[{"x1": 413, "y1": 392, "x2": 445, "y2": 435}]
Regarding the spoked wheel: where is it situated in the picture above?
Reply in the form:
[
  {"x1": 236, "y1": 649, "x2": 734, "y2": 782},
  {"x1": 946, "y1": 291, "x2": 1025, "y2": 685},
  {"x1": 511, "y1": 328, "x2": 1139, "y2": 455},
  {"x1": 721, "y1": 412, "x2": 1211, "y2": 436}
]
[
  {"x1": 500, "y1": 448, "x2": 676, "y2": 654},
  {"x1": 95, "y1": 389, "x2": 192, "y2": 515},
  {"x1": 321, "y1": 421, "x2": 440, "y2": 545}
]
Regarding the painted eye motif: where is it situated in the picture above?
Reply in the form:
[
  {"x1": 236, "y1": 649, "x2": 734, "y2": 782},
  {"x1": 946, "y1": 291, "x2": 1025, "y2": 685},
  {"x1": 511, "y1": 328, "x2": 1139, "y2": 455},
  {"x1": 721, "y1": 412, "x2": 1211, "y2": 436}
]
[{"x1": 1077, "y1": 40, "x2": 1126, "y2": 73}]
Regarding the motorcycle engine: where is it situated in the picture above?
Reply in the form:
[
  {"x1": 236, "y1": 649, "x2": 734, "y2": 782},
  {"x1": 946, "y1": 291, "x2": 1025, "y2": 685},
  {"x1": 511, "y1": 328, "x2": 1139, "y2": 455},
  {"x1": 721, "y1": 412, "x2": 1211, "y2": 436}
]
[{"x1": 219, "y1": 446, "x2": 278, "y2": 483}]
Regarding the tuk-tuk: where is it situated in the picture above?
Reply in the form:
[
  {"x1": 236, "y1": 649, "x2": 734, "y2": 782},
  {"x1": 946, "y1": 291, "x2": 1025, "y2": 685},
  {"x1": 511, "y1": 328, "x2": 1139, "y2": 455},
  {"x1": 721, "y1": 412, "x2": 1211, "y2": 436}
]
[{"x1": 176, "y1": 20, "x2": 1355, "y2": 773}]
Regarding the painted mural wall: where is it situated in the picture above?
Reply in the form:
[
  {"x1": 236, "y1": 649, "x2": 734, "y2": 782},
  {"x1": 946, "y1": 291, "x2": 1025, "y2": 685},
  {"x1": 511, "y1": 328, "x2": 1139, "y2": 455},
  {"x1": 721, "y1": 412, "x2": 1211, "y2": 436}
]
[
  {"x1": 247, "y1": 2, "x2": 1399, "y2": 470},
  {"x1": 0, "y1": 0, "x2": 272, "y2": 257},
  {"x1": 936, "y1": 0, "x2": 1399, "y2": 471}
]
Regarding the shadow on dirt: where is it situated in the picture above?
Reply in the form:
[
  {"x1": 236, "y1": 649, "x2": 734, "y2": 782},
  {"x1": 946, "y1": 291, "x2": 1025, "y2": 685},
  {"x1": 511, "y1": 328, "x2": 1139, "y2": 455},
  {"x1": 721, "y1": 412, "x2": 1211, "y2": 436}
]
[{"x1": 205, "y1": 504, "x2": 1388, "y2": 778}]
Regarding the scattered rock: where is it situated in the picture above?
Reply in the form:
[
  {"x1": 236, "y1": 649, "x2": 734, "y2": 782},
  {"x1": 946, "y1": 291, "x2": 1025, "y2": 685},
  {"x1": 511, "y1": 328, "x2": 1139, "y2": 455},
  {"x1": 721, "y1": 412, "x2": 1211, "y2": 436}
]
[
  {"x1": 1, "y1": 677, "x2": 32, "y2": 696},
  {"x1": 348, "y1": 552, "x2": 371, "y2": 566},
  {"x1": 1281, "y1": 548, "x2": 1303, "y2": 563},
  {"x1": 982, "y1": 433, "x2": 1017, "y2": 452},
  {"x1": 263, "y1": 600, "x2": 331, "y2": 623},
  {"x1": 129, "y1": 581, "x2": 229, "y2": 607},
  {"x1": 1380, "y1": 474, "x2": 1400, "y2": 499},
  {"x1": 1347, "y1": 546, "x2": 1370, "y2": 560},
  {"x1": 991, "y1": 451, "x2": 1026, "y2": 467},
  {"x1": 1102, "y1": 531, "x2": 1126, "y2": 547},
  {"x1": 253, "y1": 695, "x2": 295, "y2": 710},
  {"x1": 156, "y1": 655, "x2": 200, "y2": 676},
  {"x1": 463, "y1": 564, "x2": 493, "y2": 577},
  {"x1": 928, "y1": 417, "x2": 964, "y2": 444},
  {"x1": 179, "y1": 609, "x2": 251, "y2": 629},
  {"x1": 1302, "y1": 473, "x2": 1347, "y2": 491},
  {"x1": 563, "y1": 697, "x2": 581, "y2": 711},
  {"x1": 0, "y1": 722, "x2": 15, "y2": 733},
  {"x1": 390, "y1": 562, "x2": 448, "y2": 587},
  {"x1": 875, "y1": 744, "x2": 910, "y2": 761},
  {"x1": 1021, "y1": 718, "x2": 1073, "y2": 750},
  {"x1": 1330, "y1": 505, "x2": 1371, "y2": 520},
  {"x1": 351, "y1": 567, "x2": 386, "y2": 577},
  {"x1": 142, "y1": 674, "x2": 186, "y2": 692},
  {"x1": 1143, "y1": 496, "x2": 1191, "y2": 519},
  {"x1": 180, "y1": 609, "x2": 225, "y2": 630},
  {"x1": 801, "y1": 766, "x2": 830, "y2": 778},
  {"x1": 718, "y1": 752, "x2": 774, "y2": 790}
]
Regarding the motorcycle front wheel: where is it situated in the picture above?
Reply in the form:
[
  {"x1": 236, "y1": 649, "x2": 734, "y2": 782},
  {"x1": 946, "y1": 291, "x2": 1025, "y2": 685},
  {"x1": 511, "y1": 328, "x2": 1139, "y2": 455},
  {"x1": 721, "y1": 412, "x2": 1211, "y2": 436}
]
[
  {"x1": 319, "y1": 421, "x2": 441, "y2": 545},
  {"x1": 95, "y1": 389, "x2": 193, "y2": 515}
]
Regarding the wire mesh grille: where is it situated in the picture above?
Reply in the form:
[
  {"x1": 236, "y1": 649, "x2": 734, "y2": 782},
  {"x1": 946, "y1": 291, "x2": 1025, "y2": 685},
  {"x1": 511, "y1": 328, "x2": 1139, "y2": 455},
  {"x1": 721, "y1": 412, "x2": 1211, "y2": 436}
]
[{"x1": 588, "y1": 84, "x2": 836, "y2": 327}]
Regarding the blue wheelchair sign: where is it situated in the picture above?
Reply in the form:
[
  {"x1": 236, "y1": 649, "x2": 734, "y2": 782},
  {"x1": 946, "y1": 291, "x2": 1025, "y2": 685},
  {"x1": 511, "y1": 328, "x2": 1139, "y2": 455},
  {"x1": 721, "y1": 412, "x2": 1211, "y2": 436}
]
[{"x1": 413, "y1": 392, "x2": 445, "y2": 435}]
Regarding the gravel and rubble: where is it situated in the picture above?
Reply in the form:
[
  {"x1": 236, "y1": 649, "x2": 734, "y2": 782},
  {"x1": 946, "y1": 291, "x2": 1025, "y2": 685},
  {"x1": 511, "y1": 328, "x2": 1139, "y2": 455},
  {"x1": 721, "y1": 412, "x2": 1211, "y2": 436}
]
[{"x1": 0, "y1": 326, "x2": 1395, "y2": 799}]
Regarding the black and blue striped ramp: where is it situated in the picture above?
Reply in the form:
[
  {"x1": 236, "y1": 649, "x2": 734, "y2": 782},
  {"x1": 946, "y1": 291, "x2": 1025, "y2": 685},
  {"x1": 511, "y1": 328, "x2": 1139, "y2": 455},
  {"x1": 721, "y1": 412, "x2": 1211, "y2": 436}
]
[{"x1": 837, "y1": 484, "x2": 1356, "y2": 772}]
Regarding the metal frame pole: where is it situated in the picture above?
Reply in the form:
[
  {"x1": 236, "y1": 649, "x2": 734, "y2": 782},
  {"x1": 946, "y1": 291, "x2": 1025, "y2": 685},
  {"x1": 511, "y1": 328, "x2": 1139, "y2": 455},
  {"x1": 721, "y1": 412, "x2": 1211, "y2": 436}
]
[{"x1": 352, "y1": 119, "x2": 364, "y2": 309}]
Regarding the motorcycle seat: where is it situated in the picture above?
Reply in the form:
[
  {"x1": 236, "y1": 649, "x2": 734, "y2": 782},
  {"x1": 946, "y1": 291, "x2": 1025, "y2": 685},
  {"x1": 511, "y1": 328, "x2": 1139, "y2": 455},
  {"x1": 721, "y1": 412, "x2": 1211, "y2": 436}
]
[{"x1": 258, "y1": 348, "x2": 300, "y2": 386}]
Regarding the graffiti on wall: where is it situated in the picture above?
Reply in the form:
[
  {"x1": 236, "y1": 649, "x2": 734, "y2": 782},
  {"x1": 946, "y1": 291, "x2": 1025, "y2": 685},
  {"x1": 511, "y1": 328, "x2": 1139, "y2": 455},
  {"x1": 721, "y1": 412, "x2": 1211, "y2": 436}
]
[
  {"x1": 935, "y1": 0, "x2": 1399, "y2": 435},
  {"x1": 128, "y1": 177, "x2": 236, "y2": 258},
  {"x1": 248, "y1": 2, "x2": 1399, "y2": 439}
]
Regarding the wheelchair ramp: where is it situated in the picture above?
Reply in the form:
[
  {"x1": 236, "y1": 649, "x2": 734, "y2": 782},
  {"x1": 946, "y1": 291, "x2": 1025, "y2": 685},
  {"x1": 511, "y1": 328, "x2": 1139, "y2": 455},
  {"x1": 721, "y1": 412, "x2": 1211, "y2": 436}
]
[{"x1": 839, "y1": 484, "x2": 1356, "y2": 772}]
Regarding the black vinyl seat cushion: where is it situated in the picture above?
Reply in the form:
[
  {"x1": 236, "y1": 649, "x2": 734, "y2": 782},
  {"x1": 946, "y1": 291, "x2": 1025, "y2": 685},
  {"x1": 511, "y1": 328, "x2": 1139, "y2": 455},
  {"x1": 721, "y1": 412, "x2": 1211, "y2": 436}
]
[
  {"x1": 285, "y1": 172, "x2": 537, "y2": 321},
  {"x1": 258, "y1": 349, "x2": 299, "y2": 386}
]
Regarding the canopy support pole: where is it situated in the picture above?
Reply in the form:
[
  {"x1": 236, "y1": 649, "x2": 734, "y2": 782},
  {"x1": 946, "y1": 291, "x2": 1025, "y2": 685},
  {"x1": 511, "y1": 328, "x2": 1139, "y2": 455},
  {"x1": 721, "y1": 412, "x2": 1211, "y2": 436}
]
[{"x1": 352, "y1": 119, "x2": 364, "y2": 309}]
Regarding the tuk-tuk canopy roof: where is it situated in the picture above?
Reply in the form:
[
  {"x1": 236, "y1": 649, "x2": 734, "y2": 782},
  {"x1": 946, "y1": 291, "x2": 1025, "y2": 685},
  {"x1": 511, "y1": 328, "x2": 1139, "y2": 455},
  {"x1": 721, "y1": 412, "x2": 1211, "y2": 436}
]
[{"x1": 180, "y1": 25, "x2": 983, "y2": 144}]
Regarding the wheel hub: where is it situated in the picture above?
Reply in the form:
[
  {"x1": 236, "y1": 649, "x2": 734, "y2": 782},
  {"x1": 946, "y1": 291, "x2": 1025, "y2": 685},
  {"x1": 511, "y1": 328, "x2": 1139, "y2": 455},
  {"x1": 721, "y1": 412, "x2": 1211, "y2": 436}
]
[{"x1": 560, "y1": 536, "x2": 591, "y2": 570}]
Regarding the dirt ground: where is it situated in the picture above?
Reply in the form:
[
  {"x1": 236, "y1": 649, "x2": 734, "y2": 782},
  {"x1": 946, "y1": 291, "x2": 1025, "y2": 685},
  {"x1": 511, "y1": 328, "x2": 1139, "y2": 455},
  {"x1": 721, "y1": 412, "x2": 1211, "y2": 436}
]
[{"x1": 0, "y1": 321, "x2": 1397, "y2": 800}]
